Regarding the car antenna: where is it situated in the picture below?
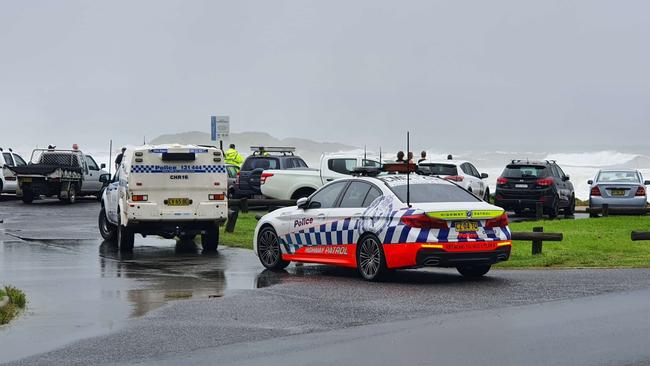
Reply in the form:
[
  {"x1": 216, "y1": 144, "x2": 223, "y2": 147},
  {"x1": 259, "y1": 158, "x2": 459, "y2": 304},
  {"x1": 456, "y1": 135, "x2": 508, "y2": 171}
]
[
  {"x1": 406, "y1": 131, "x2": 411, "y2": 208},
  {"x1": 364, "y1": 145, "x2": 367, "y2": 161},
  {"x1": 379, "y1": 146, "x2": 382, "y2": 168}
]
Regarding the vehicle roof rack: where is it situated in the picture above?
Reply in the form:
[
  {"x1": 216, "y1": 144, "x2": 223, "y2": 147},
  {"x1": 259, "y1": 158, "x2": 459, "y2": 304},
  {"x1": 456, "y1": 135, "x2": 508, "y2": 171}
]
[{"x1": 250, "y1": 146, "x2": 296, "y2": 156}]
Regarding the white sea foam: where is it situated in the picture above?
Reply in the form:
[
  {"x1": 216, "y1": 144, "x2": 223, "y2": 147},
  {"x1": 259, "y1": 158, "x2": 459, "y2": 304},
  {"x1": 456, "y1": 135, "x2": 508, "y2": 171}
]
[{"x1": 544, "y1": 151, "x2": 640, "y2": 167}]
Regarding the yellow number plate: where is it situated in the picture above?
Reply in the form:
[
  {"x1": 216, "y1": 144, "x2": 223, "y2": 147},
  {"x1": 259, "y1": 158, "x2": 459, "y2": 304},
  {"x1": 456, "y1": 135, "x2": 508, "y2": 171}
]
[
  {"x1": 21, "y1": 177, "x2": 32, "y2": 183},
  {"x1": 611, "y1": 189, "x2": 625, "y2": 196},
  {"x1": 455, "y1": 221, "x2": 478, "y2": 232},
  {"x1": 166, "y1": 198, "x2": 191, "y2": 206}
]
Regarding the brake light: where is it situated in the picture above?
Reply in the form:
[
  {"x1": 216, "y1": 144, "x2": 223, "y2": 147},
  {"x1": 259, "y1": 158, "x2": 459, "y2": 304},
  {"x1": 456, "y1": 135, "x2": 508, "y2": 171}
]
[
  {"x1": 536, "y1": 178, "x2": 554, "y2": 186},
  {"x1": 235, "y1": 171, "x2": 240, "y2": 185},
  {"x1": 484, "y1": 213, "x2": 509, "y2": 228},
  {"x1": 496, "y1": 177, "x2": 508, "y2": 185},
  {"x1": 636, "y1": 186, "x2": 646, "y2": 196},
  {"x1": 444, "y1": 175, "x2": 464, "y2": 182},
  {"x1": 5, "y1": 176, "x2": 16, "y2": 181},
  {"x1": 401, "y1": 214, "x2": 448, "y2": 229},
  {"x1": 209, "y1": 193, "x2": 225, "y2": 200},
  {"x1": 590, "y1": 186, "x2": 601, "y2": 196},
  {"x1": 260, "y1": 172, "x2": 274, "y2": 185},
  {"x1": 131, "y1": 194, "x2": 148, "y2": 202}
]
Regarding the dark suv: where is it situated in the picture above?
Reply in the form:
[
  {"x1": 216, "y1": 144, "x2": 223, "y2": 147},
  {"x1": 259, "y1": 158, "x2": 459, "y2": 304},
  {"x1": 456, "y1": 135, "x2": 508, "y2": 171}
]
[
  {"x1": 495, "y1": 160, "x2": 575, "y2": 218},
  {"x1": 233, "y1": 147, "x2": 308, "y2": 199}
]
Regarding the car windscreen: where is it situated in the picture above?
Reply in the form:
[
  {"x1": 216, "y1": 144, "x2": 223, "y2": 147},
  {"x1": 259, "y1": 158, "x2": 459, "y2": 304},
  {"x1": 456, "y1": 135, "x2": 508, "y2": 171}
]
[
  {"x1": 389, "y1": 183, "x2": 480, "y2": 203},
  {"x1": 596, "y1": 171, "x2": 640, "y2": 183},
  {"x1": 418, "y1": 164, "x2": 457, "y2": 176},
  {"x1": 241, "y1": 157, "x2": 280, "y2": 171},
  {"x1": 502, "y1": 165, "x2": 548, "y2": 178}
]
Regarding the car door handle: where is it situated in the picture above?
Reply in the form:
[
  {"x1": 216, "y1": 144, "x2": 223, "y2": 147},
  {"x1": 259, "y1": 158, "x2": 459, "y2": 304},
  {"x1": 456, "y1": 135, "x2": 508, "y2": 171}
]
[
  {"x1": 317, "y1": 213, "x2": 326, "y2": 217},
  {"x1": 326, "y1": 178, "x2": 334, "y2": 182}
]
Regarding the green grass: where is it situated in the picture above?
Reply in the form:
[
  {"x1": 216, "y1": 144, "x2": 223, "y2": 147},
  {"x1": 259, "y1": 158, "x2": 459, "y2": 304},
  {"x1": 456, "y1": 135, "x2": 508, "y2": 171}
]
[
  {"x1": 221, "y1": 213, "x2": 650, "y2": 268},
  {"x1": 0, "y1": 286, "x2": 27, "y2": 325}
]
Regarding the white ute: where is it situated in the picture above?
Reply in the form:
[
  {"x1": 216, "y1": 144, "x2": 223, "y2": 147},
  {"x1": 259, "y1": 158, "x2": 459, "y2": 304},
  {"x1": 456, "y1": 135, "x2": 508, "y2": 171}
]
[
  {"x1": 260, "y1": 153, "x2": 381, "y2": 200},
  {"x1": 99, "y1": 144, "x2": 228, "y2": 252}
]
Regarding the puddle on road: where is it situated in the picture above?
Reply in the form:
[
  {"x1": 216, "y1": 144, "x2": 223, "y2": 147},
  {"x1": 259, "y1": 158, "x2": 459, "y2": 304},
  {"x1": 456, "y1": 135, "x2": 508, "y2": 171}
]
[{"x1": 0, "y1": 234, "x2": 286, "y2": 362}]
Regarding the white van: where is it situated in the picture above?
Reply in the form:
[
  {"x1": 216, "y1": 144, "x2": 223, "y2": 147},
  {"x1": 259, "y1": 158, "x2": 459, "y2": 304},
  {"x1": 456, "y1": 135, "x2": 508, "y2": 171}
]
[
  {"x1": 0, "y1": 147, "x2": 27, "y2": 193},
  {"x1": 98, "y1": 144, "x2": 228, "y2": 252}
]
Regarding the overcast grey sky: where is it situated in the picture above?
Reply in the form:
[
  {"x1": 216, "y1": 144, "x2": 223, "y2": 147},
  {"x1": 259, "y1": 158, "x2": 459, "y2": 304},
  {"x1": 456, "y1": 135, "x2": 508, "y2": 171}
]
[{"x1": 1, "y1": 0, "x2": 649, "y2": 152}]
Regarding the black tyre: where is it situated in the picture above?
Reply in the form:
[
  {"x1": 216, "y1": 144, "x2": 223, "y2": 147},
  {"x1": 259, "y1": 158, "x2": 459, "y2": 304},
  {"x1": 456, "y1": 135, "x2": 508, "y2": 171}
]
[
  {"x1": 201, "y1": 225, "x2": 219, "y2": 251},
  {"x1": 257, "y1": 226, "x2": 290, "y2": 270},
  {"x1": 98, "y1": 207, "x2": 117, "y2": 241},
  {"x1": 564, "y1": 196, "x2": 575, "y2": 216},
  {"x1": 457, "y1": 264, "x2": 491, "y2": 278},
  {"x1": 117, "y1": 213, "x2": 134, "y2": 252},
  {"x1": 65, "y1": 184, "x2": 77, "y2": 204},
  {"x1": 483, "y1": 188, "x2": 490, "y2": 202},
  {"x1": 514, "y1": 209, "x2": 524, "y2": 217},
  {"x1": 356, "y1": 234, "x2": 388, "y2": 281},
  {"x1": 22, "y1": 188, "x2": 34, "y2": 204},
  {"x1": 547, "y1": 202, "x2": 559, "y2": 219}
]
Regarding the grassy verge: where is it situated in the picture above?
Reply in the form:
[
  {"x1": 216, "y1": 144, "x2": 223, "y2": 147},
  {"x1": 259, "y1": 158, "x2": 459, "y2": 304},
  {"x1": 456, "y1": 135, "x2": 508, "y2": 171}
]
[
  {"x1": 220, "y1": 213, "x2": 650, "y2": 268},
  {"x1": 0, "y1": 286, "x2": 27, "y2": 325}
]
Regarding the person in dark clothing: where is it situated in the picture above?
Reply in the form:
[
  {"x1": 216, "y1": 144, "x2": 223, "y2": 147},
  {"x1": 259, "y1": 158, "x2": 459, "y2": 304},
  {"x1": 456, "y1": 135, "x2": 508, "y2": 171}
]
[
  {"x1": 418, "y1": 151, "x2": 427, "y2": 163},
  {"x1": 115, "y1": 147, "x2": 126, "y2": 170},
  {"x1": 396, "y1": 151, "x2": 406, "y2": 163}
]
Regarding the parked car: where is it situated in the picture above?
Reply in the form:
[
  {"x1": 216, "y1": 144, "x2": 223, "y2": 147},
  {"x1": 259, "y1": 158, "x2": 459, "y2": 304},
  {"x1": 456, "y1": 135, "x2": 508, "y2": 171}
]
[
  {"x1": 417, "y1": 159, "x2": 489, "y2": 200},
  {"x1": 232, "y1": 147, "x2": 308, "y2": 199},
  {"x1": 99, "y1": 144, "x2": 228, "y2": 252},
  {"x1": 588, "y1": 170, "x2": 649, "y2": 217},
  {"x1": 3, "y1": 148, "x2": 109, "y2": 203},
  {"x1": 254, "y1": 172, "x2": 511, "y2": 281},
  {"x1": 495, "y1": 160, "x2": 575, "y2": 218},
  {"x1": 226, "y1": 164, "x2": 240, "y2": 198},
  {"x1": 261, "y1": 153, "x2": 381, "y2": 200},
  {"x1": 0, "y1": 147, "x2": 27, "y2": 194}
]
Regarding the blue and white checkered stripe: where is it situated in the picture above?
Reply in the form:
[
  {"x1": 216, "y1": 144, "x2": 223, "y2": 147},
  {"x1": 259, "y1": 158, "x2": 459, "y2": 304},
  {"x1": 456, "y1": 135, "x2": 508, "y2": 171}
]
[{"x1": 130, "y1": 165, "x2": 226, "y2": 173}]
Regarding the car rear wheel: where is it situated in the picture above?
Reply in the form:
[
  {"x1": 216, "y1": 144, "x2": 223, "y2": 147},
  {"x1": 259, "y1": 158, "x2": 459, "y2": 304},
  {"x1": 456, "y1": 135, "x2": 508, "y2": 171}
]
[
  {"x1": 201, "y1": 225, "x2": 219, "y2": 252},
  {"x1": 117, "y1": 213, "x2": 134, "y2": 252},
  {"x1": 457, "y1": 264, "x2": 491, "y2": 278},
  {"x1": 98, "y1": 207, "x2": 117, "y2": 241},
  {"x1": 356, "y1": 234, "x2": 388, "y2": 281},
  {"x1": 564, "y1": 196, "x2": 575, "y2": 216},
  {"x1": 547, "y1": 202, "x2": 559, "y2": 219},
  {"x1": 257, "y1": 226, "x2": 289, "y2": 270},
  {"x1": 21, "y1": 188, "x2": 34, "y2": 204}
]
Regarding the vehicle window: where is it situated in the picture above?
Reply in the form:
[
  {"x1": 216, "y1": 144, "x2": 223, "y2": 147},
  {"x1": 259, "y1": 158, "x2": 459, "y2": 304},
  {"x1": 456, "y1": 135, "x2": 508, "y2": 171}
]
[
  {"x1": 390, "y1": 183, "x2": 480, "y2": 203},
  {"x1": 2, "y1": 153, "x2": 14, "y2": 166},
  {"x1": 309, "y1": 181, "x2": 347, "y2": 209},
  {"x1": 502, "y1": 165, "x2": 548, "y2": 178},
  {"x1": 460, "y1": 163, "x2": 471, "y2": 175},
  {"x1": 555, "y1": 165, "x2": 567, "y2": 178},
  {"x1": 328, "y1": 159, "x2": 357, "y2": 175},
  {"x1": 596, "y1": 171, "x2": 641, "y2": 183},
  {"x1": 418, "y1": 163, "x2": 458, "y2": 176},
  {"x1": 468, "y1": 164, "x2": 480, "y2": 178},
  {"x1": 292, "y1": 158, "x2": 308, "y2": 168},
  {"x1": 226, "y1": 166, "x2": 239, "y2": 178},
  {"x1": 13, "y1": 154, "x2": 26, "y2": 166},
  {"x1": 362, "y1": 159, "x2": 381, "y2": 168},
  {"x1": 339, "y1": 181, "x2": 372, "y2": 208},
  {"x1": 242, "y1": 157, "x2": 280, "y2": 171},
  {"x1": 362, "y1": 186, "x2": 382, "y2": 207},
  {"x1": 85, "y1": 156, "x2": 99, "y2": 170}
]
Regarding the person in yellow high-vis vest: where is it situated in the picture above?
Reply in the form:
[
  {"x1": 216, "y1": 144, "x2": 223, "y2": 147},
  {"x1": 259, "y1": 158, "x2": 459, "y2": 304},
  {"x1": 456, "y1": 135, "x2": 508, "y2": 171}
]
[{"x1": 225, "y1": 144, "x2": 244, "y2": 167}]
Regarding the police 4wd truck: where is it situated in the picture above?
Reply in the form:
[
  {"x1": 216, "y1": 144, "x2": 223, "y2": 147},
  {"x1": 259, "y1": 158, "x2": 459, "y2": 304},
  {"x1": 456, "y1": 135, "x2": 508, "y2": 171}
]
[{"x1": 98, "y1": 144, "x2": 228, "y2": 252}]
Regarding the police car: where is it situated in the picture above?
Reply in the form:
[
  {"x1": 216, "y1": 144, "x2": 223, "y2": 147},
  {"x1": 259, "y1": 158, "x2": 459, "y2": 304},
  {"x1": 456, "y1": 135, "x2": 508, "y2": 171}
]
[
  {"x1": 99, "y1": 144, "x2": 228, "y2": 252},
  {"x1": 254, "y1": 167, "x2": 511, "y2": 281}
]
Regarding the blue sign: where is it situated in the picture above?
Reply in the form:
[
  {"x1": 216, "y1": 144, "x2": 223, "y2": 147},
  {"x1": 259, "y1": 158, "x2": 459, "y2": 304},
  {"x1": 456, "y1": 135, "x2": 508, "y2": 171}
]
[{"x1": 210, "y1": 116, "x2": 217, "y2": 141}]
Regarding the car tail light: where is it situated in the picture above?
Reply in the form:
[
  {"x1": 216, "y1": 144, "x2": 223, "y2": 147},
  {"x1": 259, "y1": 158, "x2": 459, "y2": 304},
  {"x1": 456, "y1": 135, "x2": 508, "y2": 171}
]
[
  {"x1": 484, "y1": 213, "x2": 509, "y2": 228},
  {"x1": 401, "y1": 214, "x2": 448, "y2": 229},
  {"x1": 444, "y1": 175, "x2": 464, "y2": 182},
  {"x1": 131, "y1": 194, "x2": 148, "y2": 202},
  {"x1": 260, "y1": 172, "x2": 274, "y2": 185},
  {"x1": 209, "y1": 193, "x2": 225, "y2": 200},
  {"x1": 496, "y1": 177, "x2": 508, "y2": 185},
  {"x1": 235, "y1": 171, "x2": 240, "y2": 185},
  {"x1": 536, "y1": 178, "x2": 554, "y2": 186},
  {"x1": 636, "y1": 186, "x2": 646, "y2": 196},
  {"x1": 5, "y1": 176, "x2": 16, "y2": 181},
  {"x1": 590, "y1": 186, "x2": 601, "y2": 196}
]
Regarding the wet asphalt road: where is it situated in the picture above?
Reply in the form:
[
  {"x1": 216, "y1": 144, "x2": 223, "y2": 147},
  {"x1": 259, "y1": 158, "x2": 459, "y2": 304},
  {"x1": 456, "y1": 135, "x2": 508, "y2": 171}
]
[{"x1": 1, "y1": 195, "x2": 650, "y2": 365}]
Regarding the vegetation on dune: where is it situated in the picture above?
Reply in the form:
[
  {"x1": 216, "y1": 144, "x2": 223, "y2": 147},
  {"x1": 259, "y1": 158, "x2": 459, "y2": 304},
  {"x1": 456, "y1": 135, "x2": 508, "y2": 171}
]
[{"x1": 0, "y1": 286, "x2": 27, "y2": 325}]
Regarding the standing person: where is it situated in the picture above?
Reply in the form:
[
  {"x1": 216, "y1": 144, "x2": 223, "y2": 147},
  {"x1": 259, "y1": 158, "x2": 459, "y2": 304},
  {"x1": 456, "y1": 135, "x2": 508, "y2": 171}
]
[
  {"x1": 418, "y1": 151, "x2": 427, "y2": 163},
  {"x1": 396, "y1": 151, "x2": 406, "y2": 163},
  {"x1": 225, "y1": 144, "x2": 244, "y2": 167},
  {"x1": 258, "y1": 146, "x2": 270, "y2": 157},
  {"x1": 114, "y1": 147, "x2": 126, "y2": 171}
]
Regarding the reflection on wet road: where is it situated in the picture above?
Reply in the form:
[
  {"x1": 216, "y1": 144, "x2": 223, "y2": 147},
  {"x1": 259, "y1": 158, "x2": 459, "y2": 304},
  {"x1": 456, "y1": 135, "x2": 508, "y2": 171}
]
[{"x1": 0, "y1": 198, "x2": 276, "y2": 362}]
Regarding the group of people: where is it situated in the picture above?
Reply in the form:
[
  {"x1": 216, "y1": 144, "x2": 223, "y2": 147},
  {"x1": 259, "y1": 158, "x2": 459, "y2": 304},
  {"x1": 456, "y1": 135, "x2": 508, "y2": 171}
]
[{"x1": 395, "y1": 150, "x2": 428, "y2": 164}]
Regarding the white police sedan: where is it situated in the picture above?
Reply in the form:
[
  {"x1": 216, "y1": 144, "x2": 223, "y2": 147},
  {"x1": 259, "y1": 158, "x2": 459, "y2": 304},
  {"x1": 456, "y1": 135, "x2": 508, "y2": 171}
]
[{"x1": 254, "y1": 173, "x2": 511, "y2": 281}]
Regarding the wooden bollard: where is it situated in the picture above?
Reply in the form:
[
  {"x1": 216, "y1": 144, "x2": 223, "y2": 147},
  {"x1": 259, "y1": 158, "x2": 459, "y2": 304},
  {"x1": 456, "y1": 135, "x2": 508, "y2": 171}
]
[
  {"x1": 225, "y1": 209, "x2": 239, "y2": 233},
  {"x1": 532, "y1": 227, "x2": 543, "y2": 255}
]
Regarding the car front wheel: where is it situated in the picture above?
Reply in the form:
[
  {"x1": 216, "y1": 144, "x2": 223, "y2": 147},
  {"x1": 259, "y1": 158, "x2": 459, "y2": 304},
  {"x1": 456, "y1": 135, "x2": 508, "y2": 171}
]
[
  {"x1": 356, "y1": 234, "x2": 388, "y2": 281},
  {"x1": 98, "y1": 207, "x2": 117, "y2": 241},
  {"x1": 257, "y1": 226, "x2": 289, "y2": 270}
]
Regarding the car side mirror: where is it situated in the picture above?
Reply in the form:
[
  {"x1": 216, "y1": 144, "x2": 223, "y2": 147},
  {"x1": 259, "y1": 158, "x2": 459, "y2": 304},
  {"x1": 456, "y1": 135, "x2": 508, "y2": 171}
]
[
  {"x1": 563, "y1": 175, "x2": 570, "y2": 181},
  {"x1": 296, "y1": 197, "x2": 309, "y2": 209},
  {"x1": 587, "y1": 180, "x2": 593, "y2": 185},
  {"x1": 99, "y1": 174, "x2": 110, "y2": 183},
  {"x1": 100, "y1": 163, "x2": 106, "y2": 169},
  {"x1": 480, "y1": 173, "x2": 488, "y2": 179},
  {"x1": 645, "y1": 180, "x2": 650, "y2": 185}
]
